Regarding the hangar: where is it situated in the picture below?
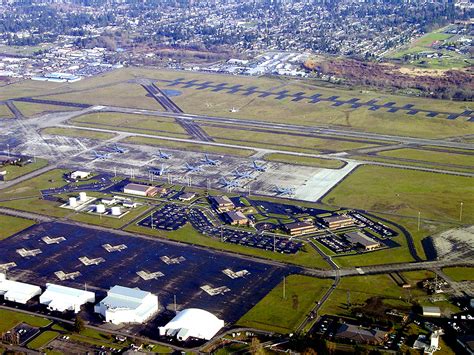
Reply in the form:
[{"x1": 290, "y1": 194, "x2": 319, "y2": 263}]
[
  {"x1": 159, "y1": 308, "x2": 224, "y2": 341},
  {"x1": 123, "y1": 183, "x2": 159, "y2": 197},
  {"x1": 0, "y1": 273, "x2": 41, "y2": 304},
  {"x1": 40, "y1": 283, "x2": 96, "y2": 313},
  {"x1": 94, "y1": 285, "x2": 159, "y2": 325}
]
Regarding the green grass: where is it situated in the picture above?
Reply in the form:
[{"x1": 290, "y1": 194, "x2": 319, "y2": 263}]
[
  {"x1": 0, "y1": 104, "x2": 13, "y2": 118},
  {"x1": 318, "y1": 274, "x2": 427, "y2": 317},
  {"x1": 0, "y1": 214, "x2": 35, "y2": 240},
  {"x1": 125, "y1": 223, "x2": 331, "y2": 269},
  {"x1": 237, "y1": 275, "x2": 332, "y2": 333},
  {"x1": 0, "y1": 197, "x2": 71, "y2": 218},
  {"x1": 41, "y1": 127, "x2": 116, "y2": 140},
  {"x1": 323, "y1": 165, "x2": 474, "y2": 225},
  {"x1": 27, "y1": 331, "x2": 59, "y2": 350},
  {"x1": 122, "y1": 136, "x2": 255, "y2": 157},
  {"x1": 13, "y1": 102, "x2": 76, "y2": 117},
  {"x1": 2, "y1": 158, "x2": 49, "y2": 181},
  {"x1": 264, "y1": 153, "x2": 345, "y2": 169},
  {"x1": 378, "y1": 148, "x2": 474, "y2": 168},
  {"x1": 71, "y1": 112, "x2": 189, "y2": 137},
  {"x1": 0, "y1": 309, "x2": 51, "y2": 332},
  {"x1": 442, "y1": 267, "x2": 474, "y2": 282},
  {"x1": 203, "y1": 125, "x2": 379, "y2": 153},
  {"x1": 0, "y1": 169, "x2": 69, "y2": 199},
  {"x1": 69, "y1": 204, "x2": 150, "y2": 229}
]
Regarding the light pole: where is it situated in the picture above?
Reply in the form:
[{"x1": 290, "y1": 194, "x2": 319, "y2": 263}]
[
  {"x1": 460, "y1": 202, "x2": 463, "y2": 222},
  {"x1": 417, "y1": 211, "x2": 421, "y2": 231},
  {"x1": 6, "y1": 144, "x2": 9, "y2": 158}
]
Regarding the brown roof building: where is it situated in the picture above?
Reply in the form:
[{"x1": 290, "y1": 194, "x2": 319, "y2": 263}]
[
  {"x1": 344, "y1": 231, "x2": 381, "y2": 251},
  {"x1": 335, "y1": 323, "x2": 387, "y2": 345},
  {"x1": 225, "y1": 211, "x2": 248, "y2": 226},
  {"x1": 210, "y1": 195, "x2": 235, "y2": 212},
  {"x1": 283, "y1": 221, "x2": 318, "y2": 236},
  {"x1": 322, "y1": 215, "x2": 355, "y2": 229}
]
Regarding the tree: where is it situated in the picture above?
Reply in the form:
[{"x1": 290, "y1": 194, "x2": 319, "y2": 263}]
[
  {"x1": 74, "y1": 316, "x2": 85, "y2": 333},
  {"x1": 250, "y1": 337, "x2": 266, "y2": 355}
]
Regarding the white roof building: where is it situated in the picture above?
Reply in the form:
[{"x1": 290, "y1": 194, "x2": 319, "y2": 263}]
[
  {"x1": 159, "y1": 308, "x2": 224, "y2": 341},
  {"x1": 70, "y1": 171, "x2": 91, "y2": 180},
  {"x1": 94, "y1": 285, "x2": 159, "y2": 325},
  {"x1": 40, "y1": 283, "x2": 95, "y2": 313},
  {"x1": 0, "y1": 273, "x2": 42, "y2": 304}
]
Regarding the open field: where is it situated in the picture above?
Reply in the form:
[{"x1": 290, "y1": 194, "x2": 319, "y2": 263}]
[
  {"x1": 0, "y1": 197, "x2": 71, "y2": 218},
  {"x1": 27, "y1": 331, "x2": 60, "y2": 350},
  {"x1": 319, "y1": 274, "x2": 428, "y2": 317},
  {"x1": 202, "y1": 125, "x2": 378, "y2": 153},
  {"x1": 0, "y1": 104, "x2": 13, "y2": 118},
  {"x1": 0, "y1": 309, "x2": 51, "y2": 333},
  {"x1": 0, "y1": 169, "x2": 69, "y2": 199},
  {"x1": 237, "y1": 275, "x2": 332, "y2": 333},
  {"x1": 2, "y1": 158, "x2": 49, "y2": 181},
  {"x1": 14, "y1": 102, "x2": 76, "y2": 118},
  {"x1": 378, "y1": 148, "x2": 474, "y2": 168},
  {"x1": 0, "y1": 214, "x2": 35, "y2": 240},
  {"x1": 41, "y1": 127, "x2": 116, "y2": 140},
  {"x1": 125, "y1": 223, "x2": 331, "y2": 269},
  {"x1": 442, "y1": 267, "x2": 474, "y2": 282},
  {"x1": 71, "y1": 112, "x2": 189, "y2": 138},
  {"x1": 323, "y1": 165, "x2": 474, "y2": 225},
  {"x1": 122, "y1": 136, "x2": 255, "y2": 157},
  {"x1": 264, "y1": 153, "x2": 345, "y2": 169}
]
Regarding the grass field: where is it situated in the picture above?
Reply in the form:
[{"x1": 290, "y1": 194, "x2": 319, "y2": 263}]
[
  {"x1": 41, "y1": 127, "x2": 116, "y2": 140},
  {"x1": 323, "y1": 165, "x2": 474, "y2": 225},
  {"x1": 122, "y1": 136, "x2": 255, "y2": 157},
  {"x1": 27, "y1": 331, "x2": 59, "y2": 350},
  {"x1": 14, "y1": 102, "x2": 76, "y2": 118},
  {"x1": 378, "y1": 148, "x2": 474, "y2": 168},
  {"x1": 319, "y1": 274, "x2": 428, "y2": 317},
  {"x1": 0, "y1": 104, "x2": 13, "y2": 118},
  {"x1": 264, "y1": 153, "x2": 345, "y2": 169},
  {"x1": 125, "y1": 223, "x2": 331, "y2": 269},
  {"x1": 0, "y1": 214, "x2": 35, "y2": 240},
  {"x1": 69, "y1": 204, "x2": 150, "y2": 229},
  {"x1": 0, "y1": 169, "x2": 68, "y2": 199},
  {"x1": 0, "y1": 309, "x2": 51, "y2": 332},
  {"x1": 237, "y1": 275, "x2": 332, "y2": 333},
  {"x1": 2, "y1": 158, "x2": 49, "y2": 181},
  {"x1": 71, "y1": 112, "x2": 189, "y2": 138},
  {"x1": 203, "y1": 125, "x2": 380, "y2": 153},
  {"x1": 442, "y1": 267, "x2": 474, "y2": 282}
]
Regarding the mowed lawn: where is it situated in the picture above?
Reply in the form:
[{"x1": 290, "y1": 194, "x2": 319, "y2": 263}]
[
  {"x1": 379, "y1": 148, "x2": 474, "y2": 168},
  {"x1": 27, "y1": 331, "x2": 59, "y2": 350},
  {"x1": 0, "y1": 169, "x2": 69, "y2": 199},
  {"x1": 442, "y1": 267, "x2": 474, "y2": 282},
  {"x1": 2, "y1": 158, "x2": 49, "y2": 181},
  {"x1": 41, "y1": 127, "x2": 116, "y2": 140},
  {"x1": 237, "y1": 275, "x2": 332, "y2": 333},
  {"x1": 0, "y1": 214, "x2": 35, "y2": 240},
  {"x1": 0, "y1": 309, "x2": 51, "y2": 332},
  {"x1": 323, "y1": 165, "x2": 474, "y2": 224},
  {"x1": 264, "y1": 153, "x2": 345, "y2": 169}
]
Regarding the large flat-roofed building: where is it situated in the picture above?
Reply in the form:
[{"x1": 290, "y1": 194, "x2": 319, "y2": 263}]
[
  {"x1": 210, "y1": 196, "x2": 235, "y2": 212},
  {"x1": 123, "y1": 183, "x2": 159, "y2": 197},
  {"x1": 225, "y1": 210, "x2": 248, "y2": 225},
  {"x1": 323, "y1": 215, "x2": 355, "y2": 229},
  {"x1": 0, "y1": 273, "x2": 42, "y2": 304},
  {"x1": 335, "y1": 323, "x2": 387, "y2": 345},
  {"x1": 159, "y1": 308, "x2": 224, "y2": 341},
  {"x1": 94, "y1": 285, "x2": 159, "y2": 325},
  {"x1": 40, "y1": 283, "x2": 95, "y2": 313},
  {"x1": 284, "y1": 221, "x2": 318, "y2": 236},
  {"x1": 70, "y1": 171, "x2": 91, "y2": 180},
  {"x1": 344, "y1": 231, "x2": 381, "y2": 251},
  {"x1": 422, "y1": 306, "x2": 441, "y2": 318}
]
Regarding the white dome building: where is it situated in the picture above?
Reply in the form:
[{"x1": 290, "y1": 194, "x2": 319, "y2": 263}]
[{"x1": 159, "y1": 308, "x2": 224, "y2": 341}]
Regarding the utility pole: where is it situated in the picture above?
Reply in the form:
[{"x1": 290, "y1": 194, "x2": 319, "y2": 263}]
[
  {"x1": 273, "y1": 235, "x2": 276, "y2": 252},
  {"x1": 220, "y1": 225, "x2": 224, "y2": 242},
  {"x1": 150, "y1": 212, "x2": 154, "y2": 229},
  {"x1": 460, "y1": 201, "x2": 463, "y2": 222},
  {"x1": 417, "y1": 211, "x2": 421, "y2": 231},
  {"x1": 174, "y1": 294, "x2": 177, "y2": 313},
  {"x1": 114, "y1": 166, "x2": 116, "y2": 177}
]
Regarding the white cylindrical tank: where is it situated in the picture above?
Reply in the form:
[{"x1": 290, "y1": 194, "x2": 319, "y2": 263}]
[
  {"x1": 79, "y1": 192, "x2": 87, "y2": 202},
  {"x1": 111, "y1": 206, "x2": 121, "y2": 216},
  {"x1": 96, "y1": 204, "x2": 106, "y2": 214},
  {"x1": 69, "y1": 197, "x2": 77, "y2": 207}
]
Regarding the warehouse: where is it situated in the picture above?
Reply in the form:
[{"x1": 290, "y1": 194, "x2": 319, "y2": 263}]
[
  {"x1": 322, "y1": 215, "x2": 355, "y2": 229},
  {"x1": 0, "y1": 273, "x2": 41, "y2": 304},
  {"x1": 344, "y1": 231, "x2": 381, "y2": 251},
  {"x1": 123, "y1": 183, "x2": 159, "y2": 197},
  {"x1": 210, "y1": 195, "x2": 235, "y2": 212},
  {"x1": 40, "y1": 283, "x2": 96, "y2": 313},
  {"x1": 70, "y1": 171, "x2": 91, "y2": 180},
  {"x1": 422, "y1": 306, "x2": 441, "y2": 318},
  {"x1": 283, "y1": 221, "x2": 318, "y2": 236},
  {"x1": 159, "y1": 308, "x2": 224, "y2": 341},
  {"x1": 225, "y1": 210, "x2": 248, "y2": 226},
  {"x1": 94, "y1": 285, "x2": 159, "y2": 325}
]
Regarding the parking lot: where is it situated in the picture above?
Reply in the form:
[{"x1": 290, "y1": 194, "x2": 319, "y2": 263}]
[
  {"x1": 138, "y1": 204, "x2": 188, "y2": 231},
  {"x1": 0, "y1": 222, "x2": 293, "y2": 338}
]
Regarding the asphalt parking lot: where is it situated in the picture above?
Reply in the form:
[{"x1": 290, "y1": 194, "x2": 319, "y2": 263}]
[
  {"x1": 138, "y1": 204, "x2": 188, "y2": 231},
  {"x1": 0, "y1": 222, "x2": 293, "y2": 338}
]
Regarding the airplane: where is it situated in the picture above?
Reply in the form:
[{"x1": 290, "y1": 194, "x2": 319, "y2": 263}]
[
  {"x1": 220, "y1": 177, "x2": 241, "y2": 189},
  {"x1": 92, "y1": 150, "x2": 111, "y2": 160},
  {"x1": 251, "y1": 160, "x2": 266, "y2": 172},
  {"x1": 185, "y1": 162, "x2": 202, "y2": 173},
  {"x1": 156, "y1": 150, "x2": 172, "y2": 159},
  {"x1": 109, "y1": 143, "x2": 128, "y2": 154},
  {"x1": 233, "y1": 168, "x2": 253, "y2": 179},
  {"x1": 274, "y1": 186, "x2": 295, "y2": 196},
  {"x1": 201, "y1": 154, "x2": 219, "y2": 166},
  {"x1": 149, "y1": 164, "x2": 168, "y2": 176}
]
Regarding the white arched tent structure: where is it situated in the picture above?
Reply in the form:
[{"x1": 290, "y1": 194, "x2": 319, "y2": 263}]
[{"x1": 159, "y1": 308, "x2": 224, "y2": 341}]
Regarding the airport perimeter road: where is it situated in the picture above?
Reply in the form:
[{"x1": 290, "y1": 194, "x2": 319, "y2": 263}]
[
  {"x1": 101, "y1": 106, "x2": 474, "y2": 150},
  {"x1": 0, "y1": 207, "x2": 473, "y2": 280}
]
